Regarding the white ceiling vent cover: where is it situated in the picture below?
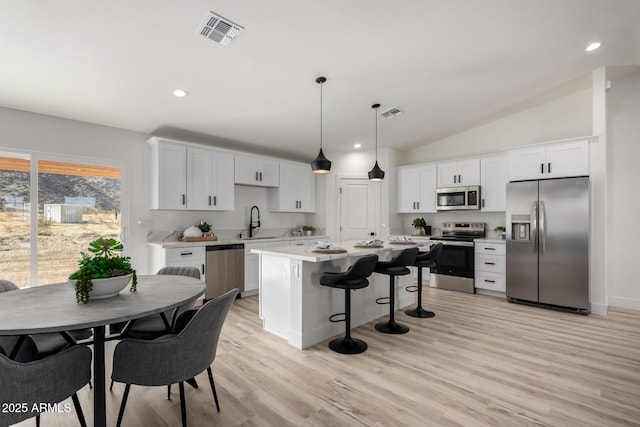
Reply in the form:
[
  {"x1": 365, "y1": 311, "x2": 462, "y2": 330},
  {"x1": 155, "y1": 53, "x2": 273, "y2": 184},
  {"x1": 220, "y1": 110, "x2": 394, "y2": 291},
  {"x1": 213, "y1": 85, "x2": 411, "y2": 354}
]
[
  {"x1": 196, "y1": 12, "x2": 243, "y2": 47},
  {"x1": 380, "y1": 107, "x2": 403, "y2": 119}
]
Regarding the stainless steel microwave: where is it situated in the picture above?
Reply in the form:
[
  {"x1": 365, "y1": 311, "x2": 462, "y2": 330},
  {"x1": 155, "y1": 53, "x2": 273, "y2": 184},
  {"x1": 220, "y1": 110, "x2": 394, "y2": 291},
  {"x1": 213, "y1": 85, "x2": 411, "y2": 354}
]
[{"x1": 436, "y1": 186, "x2": 481, "y2": 211}]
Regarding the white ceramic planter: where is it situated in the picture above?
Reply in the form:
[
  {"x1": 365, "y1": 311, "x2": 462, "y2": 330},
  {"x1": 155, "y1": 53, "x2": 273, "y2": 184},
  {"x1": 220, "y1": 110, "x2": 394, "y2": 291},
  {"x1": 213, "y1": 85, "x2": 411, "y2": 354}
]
[{"x1": 69, "y1": 274, "x2": 133, "y2": 299}]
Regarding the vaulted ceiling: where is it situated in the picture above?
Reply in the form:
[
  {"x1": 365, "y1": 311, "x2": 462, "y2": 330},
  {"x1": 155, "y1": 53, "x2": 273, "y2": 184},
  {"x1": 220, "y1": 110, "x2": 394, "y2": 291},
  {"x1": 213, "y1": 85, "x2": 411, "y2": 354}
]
[{"x1": 1, "y1": 1, "x2": 638, "y2": 161}]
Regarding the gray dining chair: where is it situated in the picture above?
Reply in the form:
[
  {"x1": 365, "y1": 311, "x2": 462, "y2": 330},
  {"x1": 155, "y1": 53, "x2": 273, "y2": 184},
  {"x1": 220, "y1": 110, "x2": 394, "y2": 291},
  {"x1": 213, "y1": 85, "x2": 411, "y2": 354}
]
[
  {"x1": 0, "y1": 343, "x2": 92, "y2": 426},
  {"x1": 113, "y1": 266, "x2": 202, "y2": 340},
  {"x1": 0, "y1": 279, "x2": 91, "y2": 359},
  {"x1": 111, "y1": 288, "x2": 238, "y2": 427}
]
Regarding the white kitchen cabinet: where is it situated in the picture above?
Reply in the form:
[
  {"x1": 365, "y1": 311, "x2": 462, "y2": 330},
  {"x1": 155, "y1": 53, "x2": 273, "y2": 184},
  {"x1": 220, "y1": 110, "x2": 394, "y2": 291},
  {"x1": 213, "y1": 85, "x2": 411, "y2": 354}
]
[
  {"x1": 437, "y1": 159, "x2": 480, "y2": 187},
  {"x1": 235, "y1": 154, "x2": 279, "y2": 187},
  {"x1": 268, "y1": 161, "x2": 315, "y2": 212},
  {"x1": 397, "y1": 164, "x2": 437, "y2": 213},
  {"x1": 150, "y1": 140, "x2": 188, "y2": 210},
  {"x1": 186, "y1": 147, "x2": 235, "y2": 211},
  {"x1": 149, "y1": 138, "x2": 235, "y2": 211},
  {"x1": 149, "y1": 246, "x2": 206, "y2": 282},
  {"x1": 480, "y1": 154, "x2": 508, "y2": 212},
  {"x1": 508, "y1": 140, "x2": 589, "y2": 181},
  {"x1": 475, "y1": 242, "x2": 505, "y2": 293}
]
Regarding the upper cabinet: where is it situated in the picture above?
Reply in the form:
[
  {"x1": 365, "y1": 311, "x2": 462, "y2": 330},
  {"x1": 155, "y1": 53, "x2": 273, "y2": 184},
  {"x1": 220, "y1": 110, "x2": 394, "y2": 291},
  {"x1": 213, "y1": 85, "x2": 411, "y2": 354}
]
[
  {"x1": 397, "y1": 164, "x2": 437, "y2": 213},
  {"x1": 268, "y1": 161, "x2": 315, "y2": 213},
  {"x1": 437, "y1": 159, "x2": 480, "y2": 187},
  {"x1": 150, "y1": 140, "x2": 188, "y2": 210},
  {"x1": 480, "y1": 154, "x2": 507, "y2": 212},
  {"x1": 186, "y1": 147, "x2": 235, "y2": 211},
  {"x1": 149, "y1": 138, "x2": 235, "y2": 211},
  {"x1": 508, "y1": 140, "x2": 590, "y2": 181},
  {"x1": 235, "y1": 154, "x2": 279, "y2": 187}
]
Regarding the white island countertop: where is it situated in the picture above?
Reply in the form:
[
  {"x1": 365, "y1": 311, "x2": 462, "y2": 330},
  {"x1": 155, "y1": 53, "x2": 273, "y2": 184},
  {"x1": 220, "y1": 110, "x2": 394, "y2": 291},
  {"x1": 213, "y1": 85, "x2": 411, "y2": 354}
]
[
  {"x1": 251, "y1": 240, "x2": 423, "y2": 262},
  {"x1": 148, "y1": 235, "x2": 328, "y2": 249}
]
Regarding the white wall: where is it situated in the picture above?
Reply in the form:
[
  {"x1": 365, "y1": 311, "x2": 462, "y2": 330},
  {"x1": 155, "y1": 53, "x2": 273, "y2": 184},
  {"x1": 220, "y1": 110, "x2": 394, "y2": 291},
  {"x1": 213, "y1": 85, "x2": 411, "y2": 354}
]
[{"x1": 607, "y1": 67, "x2": 640, "y2": 310}]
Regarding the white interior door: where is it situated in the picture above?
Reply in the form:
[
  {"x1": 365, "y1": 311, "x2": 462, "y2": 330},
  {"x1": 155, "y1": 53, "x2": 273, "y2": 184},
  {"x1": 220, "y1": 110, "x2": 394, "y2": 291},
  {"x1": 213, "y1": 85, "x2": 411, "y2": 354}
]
[{"x1": 339, "y1": 178, "x2": 378, "y2": 241}]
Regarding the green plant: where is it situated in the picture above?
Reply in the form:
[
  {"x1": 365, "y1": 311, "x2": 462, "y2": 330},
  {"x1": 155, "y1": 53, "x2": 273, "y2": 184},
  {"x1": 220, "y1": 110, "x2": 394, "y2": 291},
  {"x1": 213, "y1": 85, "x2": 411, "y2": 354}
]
[
  {"x1": 69, "y1": 237, "x2": 137, "y2": 304},
  {"x1": 412, "y1": 217, "x2": 427, "y2": 231},
  {"x1": 301, "y1": 225, "x2": 314, "y2": 232},
  {"x1": 198, "y1": 221, "x2": 212, "y2": 233},
  {"x1": 494, "y1": 225, "x2": 506, "y2": 233}
]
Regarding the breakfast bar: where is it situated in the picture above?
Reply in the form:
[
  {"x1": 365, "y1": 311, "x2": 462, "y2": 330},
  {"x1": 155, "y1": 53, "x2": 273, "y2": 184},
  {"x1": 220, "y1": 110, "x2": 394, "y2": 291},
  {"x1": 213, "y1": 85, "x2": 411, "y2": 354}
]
[{"x1": 252, "y1": 241, "x2": 420, "y2": 349}]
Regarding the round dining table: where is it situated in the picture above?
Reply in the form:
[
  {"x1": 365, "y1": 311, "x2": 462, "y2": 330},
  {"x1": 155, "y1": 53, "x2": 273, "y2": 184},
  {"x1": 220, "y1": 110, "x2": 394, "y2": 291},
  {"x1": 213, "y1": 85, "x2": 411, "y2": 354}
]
[{"x1": 0, "y1": 274, "x2": 205, "y2": 427}]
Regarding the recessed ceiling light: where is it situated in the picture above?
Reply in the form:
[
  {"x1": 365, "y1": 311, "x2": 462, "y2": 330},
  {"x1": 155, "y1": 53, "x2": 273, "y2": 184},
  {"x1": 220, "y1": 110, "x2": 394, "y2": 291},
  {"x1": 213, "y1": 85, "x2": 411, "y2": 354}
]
[
  {"x1": 354, "y1": 143, "x2": 362, "y2": 149},
  {"x1": 173, "y1": 89, "x2": 188, "y2": 97},
  {"x1": 585, "y1": 41, "x2": 602, "y2": 52}
]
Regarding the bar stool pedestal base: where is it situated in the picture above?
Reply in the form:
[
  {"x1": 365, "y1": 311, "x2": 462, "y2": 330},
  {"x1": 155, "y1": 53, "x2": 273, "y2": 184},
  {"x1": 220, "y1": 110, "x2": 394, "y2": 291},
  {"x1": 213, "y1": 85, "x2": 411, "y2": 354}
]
[
  {"x1": 375, "y1": 320, "x2": 409, "y2": 334},
  {"x1": 405, "y1": 307, "x2": 435, "y2": 318},
  {"x1": 329, "y1": 336, "x2": 368, "y2": 354}
]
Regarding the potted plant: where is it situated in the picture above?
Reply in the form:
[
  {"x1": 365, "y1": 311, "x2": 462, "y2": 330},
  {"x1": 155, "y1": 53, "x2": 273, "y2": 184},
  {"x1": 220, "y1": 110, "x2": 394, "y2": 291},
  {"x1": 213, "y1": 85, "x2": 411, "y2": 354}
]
[
  {"x1": 69, "y1": 238, "x2": 137, "y2": 304},
  {"x1": 198, "y1": 221, "x2": 212, "y2": 235},
  {"x1": 301, "y1": 225, "x2": 314, "y2": 236},
  {"x1": 494, "y1": 225, "x2": 506, "y2": 239},
  {"x1": 412, "y1": 217, "x2": 429, "y2": 236}
]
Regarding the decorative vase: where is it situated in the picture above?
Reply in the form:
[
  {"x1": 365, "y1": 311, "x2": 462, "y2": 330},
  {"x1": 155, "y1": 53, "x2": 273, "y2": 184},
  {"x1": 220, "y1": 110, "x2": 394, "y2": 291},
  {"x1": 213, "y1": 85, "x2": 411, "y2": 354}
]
[
  {"x1": 305, "y1": 230, "x2": 312, "y2": 236},
  {"x1": 68, "y1": 274, "x2": 133, "y2": 300}
]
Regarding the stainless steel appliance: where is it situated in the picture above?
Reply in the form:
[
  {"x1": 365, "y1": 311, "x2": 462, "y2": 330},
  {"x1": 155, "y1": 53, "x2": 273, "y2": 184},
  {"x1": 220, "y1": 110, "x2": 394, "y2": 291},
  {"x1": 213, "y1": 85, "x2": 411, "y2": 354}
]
[
  {"x1": 430, "y1": 222, "x2": 486, "y2": 293},
  {"x1": 205, "y1": 244, "x2": 244, "y2": 299},
  {"x1": 506, "y1": 177, "x2": 589, "y2": 313},
  {"x1": 436, "y1": 186, "x2": 481, "y2": 211}
]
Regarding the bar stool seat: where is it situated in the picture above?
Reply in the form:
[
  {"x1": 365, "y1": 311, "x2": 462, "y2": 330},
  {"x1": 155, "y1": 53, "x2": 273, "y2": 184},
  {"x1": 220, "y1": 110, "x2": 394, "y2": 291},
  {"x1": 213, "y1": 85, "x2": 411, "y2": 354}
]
[
  {"x1": 406, "y1": 243, "x2": 443, "y2": 318},
  {"x1": 319, "y1": 255, "x2": 378, "y2": 354},
  {"x1": 374, "y1": 248, "x2": 419, "y2": 334}
]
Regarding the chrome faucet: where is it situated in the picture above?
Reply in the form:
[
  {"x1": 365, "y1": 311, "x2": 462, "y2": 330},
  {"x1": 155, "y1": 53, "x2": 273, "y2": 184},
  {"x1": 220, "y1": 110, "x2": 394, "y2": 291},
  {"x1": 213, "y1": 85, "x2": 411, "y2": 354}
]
[{"x1": 249, "y1": 205, "x2": 261, "y2": 237}]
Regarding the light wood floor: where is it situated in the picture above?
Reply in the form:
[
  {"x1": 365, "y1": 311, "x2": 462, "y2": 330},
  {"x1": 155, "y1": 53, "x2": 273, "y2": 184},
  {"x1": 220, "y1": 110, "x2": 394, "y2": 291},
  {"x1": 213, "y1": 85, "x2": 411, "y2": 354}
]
[{"x1": 18, "y1": 288, "x2": 640, "y2": 427}]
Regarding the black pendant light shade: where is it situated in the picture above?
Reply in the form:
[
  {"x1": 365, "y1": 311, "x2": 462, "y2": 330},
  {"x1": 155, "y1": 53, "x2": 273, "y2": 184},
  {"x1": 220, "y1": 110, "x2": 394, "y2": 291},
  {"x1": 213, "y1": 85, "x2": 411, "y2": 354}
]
[
  {"x1": 311, "y1": 148, "x2": 331, "y2": 174},
  {"x1": 311, "y1": 76, "x2": 331, "y2": 174},
  {"x1": 368, "y1": 103, "x2": 385, "y2": 181}
]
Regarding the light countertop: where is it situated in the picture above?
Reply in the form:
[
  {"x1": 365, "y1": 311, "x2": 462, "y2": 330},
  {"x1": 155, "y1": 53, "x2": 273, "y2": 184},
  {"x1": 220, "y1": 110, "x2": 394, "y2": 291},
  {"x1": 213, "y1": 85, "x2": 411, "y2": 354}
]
[
  {"x1": 148, "y1": 235, "x2": 328, "y2": 249},
  {"x1": 251, "y1": 239, "x2": 424, "y2": 262},
  {"x1": 474, "y1": 238, "x2": 506, "y2": 244}
]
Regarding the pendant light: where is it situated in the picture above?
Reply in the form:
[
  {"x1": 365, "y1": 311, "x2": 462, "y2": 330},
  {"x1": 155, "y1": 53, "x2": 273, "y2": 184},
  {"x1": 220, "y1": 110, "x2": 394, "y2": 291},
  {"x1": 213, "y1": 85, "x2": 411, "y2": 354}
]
[
  {"x1": 368, "y1": 103, "x2": 385, "y2": 181},
  {"x1": 310, "y1": 76, "x2": 331, "y2": 174}
]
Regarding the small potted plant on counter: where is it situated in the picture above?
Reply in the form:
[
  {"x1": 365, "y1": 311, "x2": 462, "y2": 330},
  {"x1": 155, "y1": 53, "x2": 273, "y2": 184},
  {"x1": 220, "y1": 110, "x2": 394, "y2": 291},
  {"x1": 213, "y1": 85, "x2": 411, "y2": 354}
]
[
  {"x1": 198, "y1": 220, "x2": 212, "y2": 235},
  {"x1": 69, "y1": 237, "x2": 137, "y2": 304},
  {"x1": 412, "y1": 217, "x2": 430, "y2": 236},
  {"x1": 494, "y1": 225, "x2": 506, "y2": 239},
  {"x1": 302, "y1": 225, "x2": 314, "y2": 236}
]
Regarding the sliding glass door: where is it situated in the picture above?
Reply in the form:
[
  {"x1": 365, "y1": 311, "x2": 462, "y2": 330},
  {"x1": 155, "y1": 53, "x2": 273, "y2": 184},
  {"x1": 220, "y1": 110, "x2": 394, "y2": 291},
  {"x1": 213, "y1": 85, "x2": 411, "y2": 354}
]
[{"x1": 0, "y1": 154, "x2": 123, "y2": 287}]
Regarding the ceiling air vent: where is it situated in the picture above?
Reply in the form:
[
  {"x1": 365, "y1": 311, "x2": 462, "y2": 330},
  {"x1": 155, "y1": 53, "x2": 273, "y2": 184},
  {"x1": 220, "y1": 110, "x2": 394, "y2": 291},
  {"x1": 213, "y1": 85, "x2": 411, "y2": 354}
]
[
  {"x1": 196, "y1": 12, "x2": 243, "y2": 47},
  {"x1": 380, "y1": 107, "x2": 403, "y2": 119}
]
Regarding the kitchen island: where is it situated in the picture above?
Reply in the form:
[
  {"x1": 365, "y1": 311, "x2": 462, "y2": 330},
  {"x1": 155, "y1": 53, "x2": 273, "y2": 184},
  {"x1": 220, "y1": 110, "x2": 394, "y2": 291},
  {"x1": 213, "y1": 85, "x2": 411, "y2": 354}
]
[{"x1": 252, "y1": 241, "x2": 421, "y2": 349}]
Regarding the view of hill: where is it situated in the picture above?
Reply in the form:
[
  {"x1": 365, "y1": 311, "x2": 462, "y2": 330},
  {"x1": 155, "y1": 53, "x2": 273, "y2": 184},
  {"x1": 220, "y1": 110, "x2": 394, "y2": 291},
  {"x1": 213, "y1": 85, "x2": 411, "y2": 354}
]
[{"x1": 0, "y1": 170, "x2": 120, "y2": 211}]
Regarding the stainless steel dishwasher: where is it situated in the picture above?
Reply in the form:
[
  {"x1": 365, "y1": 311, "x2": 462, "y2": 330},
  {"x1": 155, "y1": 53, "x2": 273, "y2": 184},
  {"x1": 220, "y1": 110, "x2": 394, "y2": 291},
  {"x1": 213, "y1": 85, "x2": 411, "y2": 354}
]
[{"x1": 205, "y1": 244, "x2": 244, "y2": 299}]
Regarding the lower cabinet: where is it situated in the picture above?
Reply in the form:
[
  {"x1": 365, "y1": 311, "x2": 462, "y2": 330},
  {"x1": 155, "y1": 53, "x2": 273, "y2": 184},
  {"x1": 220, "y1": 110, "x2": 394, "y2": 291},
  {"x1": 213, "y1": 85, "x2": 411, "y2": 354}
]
[
  {"x1": 474, "y1": 242, "x2": 505, "y2": 292},
  {"x1": 149, "y1": 246, "x2": 206, "y2": 282}
]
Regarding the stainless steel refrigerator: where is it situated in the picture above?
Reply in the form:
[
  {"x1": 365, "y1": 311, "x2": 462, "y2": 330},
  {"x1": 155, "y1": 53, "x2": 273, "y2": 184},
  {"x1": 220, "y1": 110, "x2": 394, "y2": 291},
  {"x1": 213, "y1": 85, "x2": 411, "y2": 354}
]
[{"x1": 506, "y1": 177, "x2": 590, "y2": 313}]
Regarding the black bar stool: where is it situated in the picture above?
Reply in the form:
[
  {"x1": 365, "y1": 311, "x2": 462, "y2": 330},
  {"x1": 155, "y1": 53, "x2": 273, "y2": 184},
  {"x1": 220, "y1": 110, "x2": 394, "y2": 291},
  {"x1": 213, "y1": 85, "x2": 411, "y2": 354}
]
[
  {"x1": 405, "y1": 243, "x2": 443, "y2": 318},
  {"x1": 374, "y1": 248, "x2": 419, "y2": 334},
  {"x1": 320, "y1": 255, "x2": 378, "y2": 354}
]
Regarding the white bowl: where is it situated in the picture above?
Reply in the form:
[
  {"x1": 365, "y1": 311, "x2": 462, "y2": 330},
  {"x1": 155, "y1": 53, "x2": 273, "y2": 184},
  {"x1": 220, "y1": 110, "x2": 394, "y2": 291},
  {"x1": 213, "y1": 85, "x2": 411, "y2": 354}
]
[
  {"x1": 183, "y1": 226, "x2": 203, "y2": 238},
  {"x1": 69, "y1": 274, "x2": 133, "y2": 299}
]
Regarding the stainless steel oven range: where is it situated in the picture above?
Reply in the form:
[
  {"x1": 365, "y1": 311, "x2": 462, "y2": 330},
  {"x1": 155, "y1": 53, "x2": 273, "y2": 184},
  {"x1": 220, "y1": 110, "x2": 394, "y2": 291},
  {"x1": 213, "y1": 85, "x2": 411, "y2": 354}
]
[{"x1": 429, "y1": 222, "x2": 486, "y2": 293}]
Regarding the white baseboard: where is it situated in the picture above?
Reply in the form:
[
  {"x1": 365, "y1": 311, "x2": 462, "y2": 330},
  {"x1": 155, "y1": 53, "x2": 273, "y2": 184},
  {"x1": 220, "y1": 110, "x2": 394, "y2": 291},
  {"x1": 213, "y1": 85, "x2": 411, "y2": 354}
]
[
  {"x1": 590, "y1": 302, "x2": 608, "y2": 316},
  {"x1": 607, "y1": 296, "x2": 640, "y2": 312}
]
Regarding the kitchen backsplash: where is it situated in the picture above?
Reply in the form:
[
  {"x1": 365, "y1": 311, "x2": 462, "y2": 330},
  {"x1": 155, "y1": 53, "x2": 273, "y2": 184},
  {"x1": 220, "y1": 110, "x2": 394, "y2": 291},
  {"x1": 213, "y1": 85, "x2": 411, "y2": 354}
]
[{"x1": 398, "y1": 211, "x2": 507, "y2": 238}]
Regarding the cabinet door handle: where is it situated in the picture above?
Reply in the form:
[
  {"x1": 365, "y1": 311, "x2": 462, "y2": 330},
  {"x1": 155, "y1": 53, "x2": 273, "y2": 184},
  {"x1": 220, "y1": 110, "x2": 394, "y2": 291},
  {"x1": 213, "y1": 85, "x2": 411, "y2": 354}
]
[
  {"x1": 299, "y1": 201, "x2": 302, "y2": 209},
  {"x1": 484, "y1": 262, "x2": 496, "y2": 265},
  {"x1": 484, "y1": 279, "x2": 496, "y2": 283},
  {"x1": 259, "y1": 172, "x2": 263, "y2": 181},
  {"x1": 417, "y1": 201, "x2": 420, "y2": 210},
  {"x1": 548, "y1": 162, "x2": 551, "y2": 173},
  {"x1": 482, "y1": 199, "x2": 485, "y2": 208},
  {"x1": 201, "y1": 264, "x2": 205, "y2": 274},
  {"x1": 454, "y1": 175, "x2": 457, "y2": 184},
  {"x1": 213, "y1": 196, "x2": 217, "y2": 206},
  {"x1": 484, "y1": 247, "x2": 496, "y2": 251},
  {"x1": 541, "y1": 163, "x2": 544, "y2": 174},
  {"x1": 208, "y1": 196, "x2": 212, "y2": 206},
  {"x1": 182, "y1": 194, "x2": 186, "y2": 205},
  {"x1": 255, "y1": 171, "x2": 259, "y2": 181},
  {"x1": 180, "y1": 252, "x2": 193, "y2": 256},
  {"x1": 458, "y1": 174, "x2": 461, "y2": 183}
]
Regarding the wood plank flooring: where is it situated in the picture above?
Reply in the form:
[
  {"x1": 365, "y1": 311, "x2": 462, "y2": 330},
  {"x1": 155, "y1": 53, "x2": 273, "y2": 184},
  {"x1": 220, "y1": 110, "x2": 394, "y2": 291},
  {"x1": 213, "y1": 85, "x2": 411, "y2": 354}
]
[{"x1": 17, "y1": 288, "x2": 640, "y2": 426}]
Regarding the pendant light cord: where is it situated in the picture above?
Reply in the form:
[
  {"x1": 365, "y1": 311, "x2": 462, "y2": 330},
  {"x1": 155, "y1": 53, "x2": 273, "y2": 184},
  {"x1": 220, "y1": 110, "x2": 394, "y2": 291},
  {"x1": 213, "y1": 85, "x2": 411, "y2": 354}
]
[
  {"x1": 374, "y1": 105, "x2": 378, "y2": 161},
  {"x1": 319, "y1": 80, "x2": 323, "y2": 150}
]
